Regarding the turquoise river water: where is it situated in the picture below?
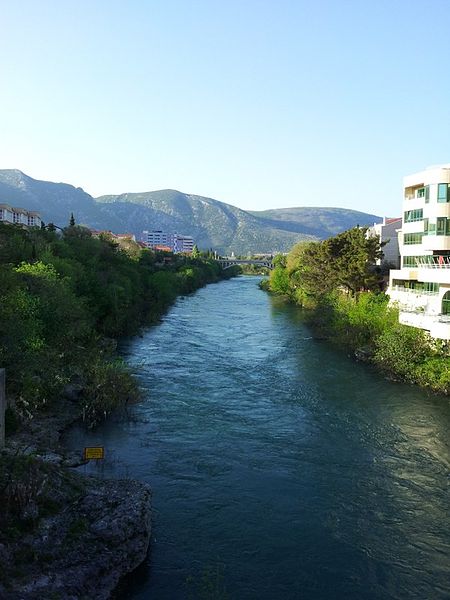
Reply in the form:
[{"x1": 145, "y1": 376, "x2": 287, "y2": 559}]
[{"x1": 66, "y1": 276, "x2": 450, "y2": 599}]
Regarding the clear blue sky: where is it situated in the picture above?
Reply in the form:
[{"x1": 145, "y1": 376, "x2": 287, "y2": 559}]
[{"x1": 1, "y1": 0, "x2": 449, "y2": 215}]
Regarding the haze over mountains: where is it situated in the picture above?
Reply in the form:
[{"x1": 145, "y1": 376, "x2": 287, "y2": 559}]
[{"x1": 0, "y1": 170, "x2": 382, "y2": 254}]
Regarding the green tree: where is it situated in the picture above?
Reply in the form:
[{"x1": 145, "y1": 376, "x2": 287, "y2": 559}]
[
  {"x1": 288, "y1": 241, "x2": 337, "y2": 301},
  {"x1": 326, "y1": 227, "x2": 383, "y2": 295}
]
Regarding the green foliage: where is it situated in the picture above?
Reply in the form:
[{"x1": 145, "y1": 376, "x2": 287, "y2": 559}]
[
  {"x1": 374, "y1": 324, "x2": 432, "y2": 381},
  {"x1": 0, "y1": 222, "x2": 229, "y2": 425},
  {"x1": 263, "y1": 225, "x2": 450, "y2": 394},
  {"x1": 328, "y1": 292, "x2": 395, "y2": 347},
  {"x1": 306, "y1": 290, "x2": 450, "y2": 393},
  {"x1": 269, "y1": 265, "x2": 291, "y2": 295},
  {"x1": 0, "y1": 455, "x2": 52, "y2": 531},
  {"x1": 5, "y1": 407, "x2": 20, "y2": 435},
  {"x1": 82, "y1": 360, "x2": 140, "y2": 428},
  {"x1": 326, "y1": 227, "x2": 383, "y2": 295},
  {"x1": 267, "y1": 227, "x2": 384, "y2": 307}
]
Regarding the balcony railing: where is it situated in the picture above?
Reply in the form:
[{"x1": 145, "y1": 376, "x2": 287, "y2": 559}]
[
  {"x1": 405, "y1": 194, "x2": 425, "y2": 201},
  {"x1": 391, "y1": 286, "x2": 438, "y2": 295},
  {"x1": 400, "y1": 309, "x2": 450, "y2": 323},
  {"x1": 416, "y1": 256, "x2": 450, "y2": 268}
]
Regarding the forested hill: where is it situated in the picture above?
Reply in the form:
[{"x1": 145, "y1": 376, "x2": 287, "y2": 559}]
[{"x1": 0, "y1": 170, "x2": 382, "y2": 254}]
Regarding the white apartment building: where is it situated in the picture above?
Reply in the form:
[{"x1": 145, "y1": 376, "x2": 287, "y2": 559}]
[
  {"x1": 0, "y1": 204, "x2": 42, "y2": 228},
  {"x1": 367, "y1": 217, "x2": 401, "y2": 268},
  {"x1": 388, "y1": 164, "x2": 450, "y2": 339},
  {"x1": 173, "y1": 234, "x2": 194, "y2": 253},
  {"x1": 142, "y1": 230, "x2": 173, "y2": 248},
  {"x1": 142, "y1": 230, "x2": 194, "y2": 253}
]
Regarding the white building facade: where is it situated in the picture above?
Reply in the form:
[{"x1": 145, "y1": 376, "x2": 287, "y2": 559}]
[
  {"x1": 367, "y1": 217, "x2": 401, "y2": 268},
  {"x1": 173, "y1": 234, "x2": 194, "y2": 253},
  {"x1": 0, "y1": 204, "x2": 42, "y2": 228},
  {"x1": 388, "y1": 164, "x2": 450, "y2": 339},
  {"x1": 142, "y1": 230, "x2": 194, "y2": 253}
]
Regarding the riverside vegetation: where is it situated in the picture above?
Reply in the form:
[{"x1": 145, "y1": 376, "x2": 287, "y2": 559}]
[
  {"x1": 0, "y1": 220, "x2": 235, "y2": 598},
  {"x1": 263, "y1": 226, "x2": 450, "y2": 394}
]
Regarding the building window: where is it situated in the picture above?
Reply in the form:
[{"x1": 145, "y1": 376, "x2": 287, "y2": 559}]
[
  {"x1": 437, "y1": 183, "x2": 450, "y2": 203},
  {"x1": 392, "y1": 279, "x2": 438, "y2": 293},
  {"x1": 442, "y1": 291, "x2": 450, "y2": 314},
  {"x1": 402, "y1": 255, "x2": 428, "y2": 267},
  {"x1": 426, "y1": 221, "x2": 436, "y2": 235},
  {"x1": 423, "y1": 282, "x2": 439, "y2": 293},
  {"x1": 417, "y1": 187, "x2": 425, "y2": 198},
  {"x1": 404, "y1": 232, "x2": 424, "y2": 244},
  {"x1": 437, "y1": 217, "x2": 446, "y2": 235},
  {"x1": 404, "y1": 208, "x2": 423, "y2": 223},
  {"x1": 425, "y1": 185, "x2": 430, "y2": 203}
]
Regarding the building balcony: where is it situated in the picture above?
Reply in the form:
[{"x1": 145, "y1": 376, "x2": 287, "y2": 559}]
[
  {"x1": 416, "y1": 255, "x2": 450, "y2": 268},
  {"x1": 405, "y1": 193, "x2": 426, "y2": 201},
  {"x1": 399, "y1": 310, "x2": 450, "y2": 339},
  {"x1": 422, "y1": 235, "x2": 450, "y2": 251},
  {"x1": 403, "y1": 196, "x2": 425, "y2": 211},
  {"x1": 390, "y1": 285, "x2": 438, "y2": 296}
]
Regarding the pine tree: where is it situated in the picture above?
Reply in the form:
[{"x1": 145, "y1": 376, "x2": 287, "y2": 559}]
[{"x1": 69, "y1": 212, "x2": 75, "y2": 227}]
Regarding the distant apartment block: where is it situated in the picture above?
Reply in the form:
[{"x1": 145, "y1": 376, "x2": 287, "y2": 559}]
[
  {"x1": 367, "y1": 217, "x2": 401, "y2": 268},
  {"x1": 142, "y1": 230, "x2": 172, "y2": 248},
  {"x1": 173, "y1": 234, "x2": 194, "y2": 253},
  {"x1": 387, "y1": 164, "x2": 450, "y2": 339},
  {"x1": 142, "y1": 230, "x2": 195, "y2": 253},
  {"x1": 0, "y1": 204, "x2": 42, "y2": 228}
]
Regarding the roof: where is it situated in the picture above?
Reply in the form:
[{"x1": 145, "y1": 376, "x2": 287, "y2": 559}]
[{"x1": 0, "y1": 205, "x2": 42, "y2": 217}]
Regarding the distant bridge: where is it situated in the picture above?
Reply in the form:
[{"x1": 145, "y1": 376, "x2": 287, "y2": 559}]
[{"x1": 216, "y1": 258, "x2": 274, "y2": 270}]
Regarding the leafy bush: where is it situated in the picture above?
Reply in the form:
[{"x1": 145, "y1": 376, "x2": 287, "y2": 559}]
[
  {"x1": 373, "y1": 323, "x2": 431, "y2": 381},
  {"x1": 82, "y1": 360, "x2": 140, "y2": 427},
  {"x1": 0, "y1": 222, "x2": 229, "y2": 425}
]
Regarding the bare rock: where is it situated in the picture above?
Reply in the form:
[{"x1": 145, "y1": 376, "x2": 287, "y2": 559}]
[{"x1": 4, "y1": 476, "x2": 152, "y2": 600}]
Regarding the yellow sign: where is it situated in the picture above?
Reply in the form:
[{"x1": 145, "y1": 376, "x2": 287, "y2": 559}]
[{"x1": 84, "y1": 446, "x2": 105, "y2": 460}]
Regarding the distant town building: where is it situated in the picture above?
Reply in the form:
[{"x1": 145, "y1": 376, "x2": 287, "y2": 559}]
[
  {"x1": 173, "y1": 234, "x2": 194, "y2": 253},
  {"x1": 142, "y1": 230, "x2": 172, "y2": 248},
  {"x1": 0, "y1": 204, "x2": 42, "y2": 228},
  {"x1": 388, "y1": 164, "x2": 450, "y2": 339},
  {"x1": 367, "y1": 217, "x2": 401, "y2": 268},
  {"x1": 142, "y1": 230, "x2": 195, "y2": 253}
]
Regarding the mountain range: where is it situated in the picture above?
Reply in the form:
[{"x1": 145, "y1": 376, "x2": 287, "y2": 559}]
[{"x1": 0, "y1": 170, "x2": 382, "y2": 254}]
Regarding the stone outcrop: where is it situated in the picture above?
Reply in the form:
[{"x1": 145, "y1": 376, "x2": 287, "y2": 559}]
[
  {"x1": 2, "y1": 476, "x2": 151, "y2": 599},
  {"x1": 0, "y1": 397, "x2": 152, "y2": 599}
]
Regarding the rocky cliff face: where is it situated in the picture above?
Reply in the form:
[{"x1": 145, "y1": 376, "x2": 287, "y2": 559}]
[
  {"x1": 0, "y1": 397, "x2": 152, "y2": 600},
  {"x1": 1, "y1": 477, "x2": 151, "y2": 600}
]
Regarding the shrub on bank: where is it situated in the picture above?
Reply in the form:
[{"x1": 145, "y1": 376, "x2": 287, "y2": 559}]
[
  {"x1": 264, "y1": 230, "x2": 450, "y2": 395},
  {"x1": 0, "y1": 223, "x2": 230, "y2": 427}
]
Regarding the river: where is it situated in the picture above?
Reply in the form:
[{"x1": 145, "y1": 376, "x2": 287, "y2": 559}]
[{"x1": 66, "y1": 276, "x2": 450, "y2": 599}]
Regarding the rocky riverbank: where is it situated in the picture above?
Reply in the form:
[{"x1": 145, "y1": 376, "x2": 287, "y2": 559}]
[{"x1": 0, "y1": 397, "x2": 152, "y2": 599}]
